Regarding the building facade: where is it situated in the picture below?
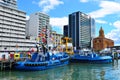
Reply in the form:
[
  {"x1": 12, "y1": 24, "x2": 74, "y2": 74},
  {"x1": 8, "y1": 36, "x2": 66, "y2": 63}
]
[
  {"x1": 0, "y1": 0, "x2": 36, "y2": 52},
  {"x1": 51, "y1": 31, "x2": 63, "y2": 47},
  {"x1": 0, "y1": 0, "x2": 17, "y2": 8},
  {"x1": 63, "y1": 25, "x2": 68, "y2": 37},
  {"x1": 26, "y1": 12, "x2": 50, "y2": 38},
  {"x1": 93, "y1": 27, "x2": 114, "y2": 51},
  {"x1": 68, "y1": 11, "x2": 95, "y2": 49},
  {"x1": 26, "y1": 12, "x2": 52, "y2": 45}
]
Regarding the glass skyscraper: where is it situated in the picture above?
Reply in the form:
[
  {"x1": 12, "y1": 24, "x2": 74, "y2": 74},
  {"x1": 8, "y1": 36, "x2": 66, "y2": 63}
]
[
  {"x1": 68, "y1": 11, "x2": 95, "y2": 49},
  {"x1": 63, "y1": 25, "x2": 68, "y2": 37}
]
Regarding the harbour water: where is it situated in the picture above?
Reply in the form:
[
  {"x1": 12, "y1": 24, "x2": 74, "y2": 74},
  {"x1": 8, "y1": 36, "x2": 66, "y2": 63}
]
[{"x1": 0, "y1": 60, "x2": 120, "y2": 80}]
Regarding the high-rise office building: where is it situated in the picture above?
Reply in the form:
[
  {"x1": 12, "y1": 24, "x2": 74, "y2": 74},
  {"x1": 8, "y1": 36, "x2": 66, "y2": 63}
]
[
  {"x1": 68, "y1": 11, "x2": 95, "y2": 49},
  {"x1": 26, "y1": 12, "x2": 52, "y2": 45},
  {"x1": 63, "y1": 25, "x2": 68, "y2": 37},
  {"x1": 0, "y1": 0, "x2": 36, "y2": 52},
  {"x1": 27, "y1": 12, "x2": 50, "y2": 38}
]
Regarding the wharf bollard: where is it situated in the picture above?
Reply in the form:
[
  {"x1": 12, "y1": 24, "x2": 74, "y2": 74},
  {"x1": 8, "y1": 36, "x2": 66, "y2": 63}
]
[{"x1": 114, "y1": 52, "x2": 118, "y2": 60}]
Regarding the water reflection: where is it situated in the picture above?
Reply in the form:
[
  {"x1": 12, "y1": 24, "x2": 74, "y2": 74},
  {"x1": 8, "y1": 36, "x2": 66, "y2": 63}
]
[
  {"x1": 0, "y1": 60, "x2": 120, "y2": 80},
  {"x1": 112, "y1": 60, "x2": 119, "y2": 69}
]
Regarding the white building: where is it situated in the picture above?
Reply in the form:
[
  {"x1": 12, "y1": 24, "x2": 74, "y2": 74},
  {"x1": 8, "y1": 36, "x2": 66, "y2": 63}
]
[
  {"x1": 26, "y1": 12, "x2": 52, "y2": 45},
  {"x1": 0, "y1": 0, "x2": 17, "y2": 9},
  {"x1": 26, "y1": 12, "x2": 50, "y2": 38},
  {"x1": 0, "y1": 0, "x2": 36, "y2": 52}
]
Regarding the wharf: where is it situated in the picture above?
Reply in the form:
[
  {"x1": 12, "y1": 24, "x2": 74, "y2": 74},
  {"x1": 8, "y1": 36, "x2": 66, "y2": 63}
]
[{"x1": 0, "y1": 60, "x2": 15, "y2": 71}]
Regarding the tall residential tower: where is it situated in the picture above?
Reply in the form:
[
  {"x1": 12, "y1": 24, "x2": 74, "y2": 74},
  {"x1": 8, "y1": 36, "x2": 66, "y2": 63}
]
[{"x1": 68, "y1": 11, "x2": 95, "y2": 49}]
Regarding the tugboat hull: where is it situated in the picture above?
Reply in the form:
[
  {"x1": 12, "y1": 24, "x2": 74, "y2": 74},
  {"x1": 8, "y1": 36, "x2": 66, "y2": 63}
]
[{"x1": 14, "y1": 52, "x2": 69, "y2": 71}]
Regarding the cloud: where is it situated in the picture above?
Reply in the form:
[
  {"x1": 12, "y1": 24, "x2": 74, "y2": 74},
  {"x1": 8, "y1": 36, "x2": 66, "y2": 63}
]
[
  {"x1": 50, "y1": 17, "x2": 68, "y2": 27},
  {"x1": 113, "y1": 20, "x2": 120, "y2": 29},
  {"x1": 96, "y1": 19, "x2": 107, "y2": 24},
  {"x1": 79, "y1": 0, "x2": 110, "y2": 3},
  {"x1": 38, "y1": 0, "x2": 64, "y2": 13},
  {"x1": 87, "y1": 0, "x2": 120, "y2": 45},
  {"x1": 80, "y1": 0, "x2": 89, "y2": 3},
  {"x1": 26, "y1": 15, "x2": 30, "y2": 20},
  {"x1": 89, "y1": 1, "x2": 120, "y2": 18},
  {"x1": 50, "y1": 17, "x2": 68, "y2": 33},
  {"x1": 106, "y1": 29, "x2": 120, "y2": 45},
  {"x1": 32, "y1": 1, "x2": 37, "y2": 4},
  {"x1": 105, "y1": 20, "x2": 120, "y2": 45}
]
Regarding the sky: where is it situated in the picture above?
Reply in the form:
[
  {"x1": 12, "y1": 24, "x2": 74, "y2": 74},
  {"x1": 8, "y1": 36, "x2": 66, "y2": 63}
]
[{"x1": 17, "y1": 0, "x2": 120, "y2": 46}]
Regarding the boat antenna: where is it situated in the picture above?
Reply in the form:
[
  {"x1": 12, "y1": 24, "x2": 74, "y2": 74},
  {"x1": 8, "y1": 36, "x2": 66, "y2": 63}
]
[{"x1": 45, "y1": 25, "x2": 48, "y2": 45}]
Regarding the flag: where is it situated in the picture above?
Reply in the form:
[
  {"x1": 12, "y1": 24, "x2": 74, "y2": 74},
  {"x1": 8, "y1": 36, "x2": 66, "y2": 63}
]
[
  {"x1": 39, "y1": 33, "x2": 45, "y2": 37},
  {"x1": 42, "y1": 38, "x2": 46, "y2": 43},
  {"x1": 36, "y1": 37, "x2": 40, "y2": 41},
  {"x1": 42, "y1": 28, "x2": 46, "y2": 32}
]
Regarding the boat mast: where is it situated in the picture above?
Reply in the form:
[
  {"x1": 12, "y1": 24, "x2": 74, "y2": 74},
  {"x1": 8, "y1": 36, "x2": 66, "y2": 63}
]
[
  {"x1": 45, "y1": 25, "x2": 48, "y2": 45},
  {"x1": 42, "y1": 25, "x2": 48, "y2": 54}
]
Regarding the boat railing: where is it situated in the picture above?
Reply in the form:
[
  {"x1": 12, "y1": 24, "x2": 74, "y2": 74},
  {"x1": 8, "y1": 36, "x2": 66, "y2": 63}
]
[
  {"x1": 74, "y1": 50, "x2": 100, "y2": 58},
  {"x1": 20, "y1": 57, "x2": 29, "y2": 61}
]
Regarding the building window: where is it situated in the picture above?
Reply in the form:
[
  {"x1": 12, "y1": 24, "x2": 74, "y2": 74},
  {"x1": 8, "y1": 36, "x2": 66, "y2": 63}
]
[
  {"x1": 97, "y1": 40, "x2": 99, "y2": 43},
  {"x1": 95, "y1": 41, "x2": 96, "y2": 43},
  {"x1": 99, "y1": 40, "x2": 101, "y2": 43}
]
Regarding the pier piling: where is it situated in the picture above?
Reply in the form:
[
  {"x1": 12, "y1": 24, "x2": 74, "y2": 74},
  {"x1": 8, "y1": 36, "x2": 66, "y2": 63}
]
[{"x1": 0, "y1": 60, "x2": 15, "y2": 71}]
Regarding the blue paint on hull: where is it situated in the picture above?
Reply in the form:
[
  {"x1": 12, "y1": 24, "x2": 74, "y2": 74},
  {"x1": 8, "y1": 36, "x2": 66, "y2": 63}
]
[
  {"x1": 14, "y1": 52, "x2": 69, "y2": 71},
  {"x1": 70, "y1": 54, "x2": 112, "y2": 63}
]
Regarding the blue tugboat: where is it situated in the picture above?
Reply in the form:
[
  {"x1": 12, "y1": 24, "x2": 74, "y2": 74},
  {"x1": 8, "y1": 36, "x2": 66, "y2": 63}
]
[
  {"x1": 70, "y1": 49, "x2": 112, "y2": 63},
  {"x1": 14, "y1": 51, "x2": 69, "y2": 71},
  {"x1": 14, "y1": 26, "x2": 69, "y2": 71}
]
